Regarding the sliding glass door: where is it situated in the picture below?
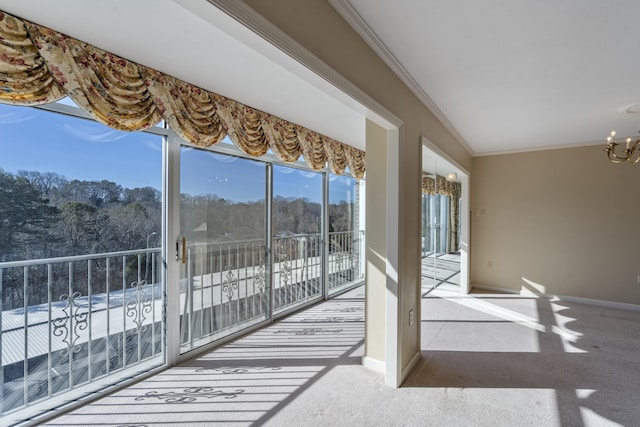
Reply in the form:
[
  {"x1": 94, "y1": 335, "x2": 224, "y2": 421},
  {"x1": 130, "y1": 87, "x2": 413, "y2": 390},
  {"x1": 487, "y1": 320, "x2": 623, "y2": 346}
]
[
  {"x1": 179, "y1": 147, "x2": 269, "y2": 353},
  {"x1": 272, "y1": 165, "x2": 324, "y2": 314}
]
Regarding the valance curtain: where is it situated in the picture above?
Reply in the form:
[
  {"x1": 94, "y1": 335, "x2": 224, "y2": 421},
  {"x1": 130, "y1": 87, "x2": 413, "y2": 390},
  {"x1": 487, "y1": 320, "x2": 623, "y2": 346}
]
[
  {"x1": 0, "y1": 10, "x2": 366, "y2": 179},
  {"x1": 421, "y1": 174, "x2": 459, "y2": 198},
  {"x1": 422, "y1": 173, "x2": 461, "y2": 253}
]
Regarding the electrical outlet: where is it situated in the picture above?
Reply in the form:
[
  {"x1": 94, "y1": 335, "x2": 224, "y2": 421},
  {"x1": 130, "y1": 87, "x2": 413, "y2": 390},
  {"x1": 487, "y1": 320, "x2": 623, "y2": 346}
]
[
  {"x1": 488, "y1": 260, "x2": 493, "y2": 269},
  {"x1": 409, "y1": 309, "x2": 414, "y2": 326}
]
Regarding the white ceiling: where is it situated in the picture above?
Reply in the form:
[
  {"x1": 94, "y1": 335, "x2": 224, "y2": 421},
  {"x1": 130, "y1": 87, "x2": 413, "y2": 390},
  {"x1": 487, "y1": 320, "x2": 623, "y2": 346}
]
[
  {"x1": 3, "y1": 0, "x2": 636, "y2": 159},
  {"x1": 343, "y1": 0, "x2": 640, "y2": 155}
]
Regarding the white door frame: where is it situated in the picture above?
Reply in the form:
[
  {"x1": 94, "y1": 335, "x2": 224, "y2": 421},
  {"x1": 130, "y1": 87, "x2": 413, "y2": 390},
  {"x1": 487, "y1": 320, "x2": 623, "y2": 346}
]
[{"x1": 421, "y1": 136, "x2": 470, "y2": 294}]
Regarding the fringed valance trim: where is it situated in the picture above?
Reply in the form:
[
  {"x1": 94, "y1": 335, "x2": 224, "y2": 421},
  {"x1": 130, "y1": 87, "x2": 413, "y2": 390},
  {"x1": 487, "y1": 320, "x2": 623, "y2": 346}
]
[{"x1": 0, "y1": 10, "x2": 366, "y2": 179}]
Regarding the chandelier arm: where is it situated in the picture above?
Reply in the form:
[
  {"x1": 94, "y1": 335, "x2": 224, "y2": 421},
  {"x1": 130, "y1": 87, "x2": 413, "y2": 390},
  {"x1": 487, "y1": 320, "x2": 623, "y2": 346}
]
[
  {"x1": 604, "y1": 133, "x2": 640, "y2": 164},
  {"x1": 605, "y1": 144, "x2": 627, "y2": 163}
]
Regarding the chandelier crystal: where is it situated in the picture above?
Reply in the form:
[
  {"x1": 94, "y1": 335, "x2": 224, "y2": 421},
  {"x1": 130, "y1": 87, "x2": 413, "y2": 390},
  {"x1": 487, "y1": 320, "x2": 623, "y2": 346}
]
[{"x1": 604, "y1": 131, "x2": 640, "y2": 163}]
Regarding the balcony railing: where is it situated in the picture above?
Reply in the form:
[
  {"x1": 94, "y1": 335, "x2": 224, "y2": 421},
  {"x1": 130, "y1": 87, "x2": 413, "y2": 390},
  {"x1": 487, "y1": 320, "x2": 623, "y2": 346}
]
[
  {"x1": 0, "y1": 248, "x2": 164, "y2": 418},
  {"x1": 179, "y1": 230, "x2": 365, "y2": 352},
  {"x1": 0, "y1": 230, "x2": 364, "y2": 420},
  {"x1": 328, "y1": 230, "x2": 365, "y2": 295}
]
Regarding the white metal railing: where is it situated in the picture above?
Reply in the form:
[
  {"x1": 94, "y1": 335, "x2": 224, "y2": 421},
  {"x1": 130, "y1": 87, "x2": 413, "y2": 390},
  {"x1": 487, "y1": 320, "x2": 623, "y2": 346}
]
[
  {"x1": 179, "y1": 230, "x2": 365, "y2": 351},
  {"x1": 179, "y1": 238, "x2": 269, "y2": 352},
  {"x1": 328, "y1": 230, "x2": 365, "y2": 295},
  {"x1": 0, "y1": 248, "x2": 164, "y2": 416},
  {"x1": 0, "y1": 230, "x2": 365, "y2": 418}
]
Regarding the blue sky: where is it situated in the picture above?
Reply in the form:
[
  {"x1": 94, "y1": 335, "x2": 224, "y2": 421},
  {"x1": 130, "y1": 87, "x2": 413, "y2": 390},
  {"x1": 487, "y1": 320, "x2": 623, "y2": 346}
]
[
  {"x1": 181, "y1": 147, "x2": 355, "y2": 203},
  {"x1": 0, "y1": 102, "x2": 162, "y2": 191},
  {"x1": 0, "y1": 102, "x2": 356, "y2": 203}
]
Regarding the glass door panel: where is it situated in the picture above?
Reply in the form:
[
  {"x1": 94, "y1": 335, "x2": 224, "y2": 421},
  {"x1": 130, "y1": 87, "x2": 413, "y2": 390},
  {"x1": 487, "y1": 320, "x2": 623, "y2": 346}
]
[
  {"x1": 328, "y1": 174, "x2": 365, "y2": 295},
  {"x1": 0, "y1": 102, "x2": 164, "y2": 421},
  {"x1": 179, "y1": 148, "x2": 268, "y2": 353},
  {"x1": 434, "y1": 194, "x2": 449, "y2": 255},
  {"x1": 272, "y1": 165, "x2": 323, "y2": 314},
  {"x1": 421, "y1": 153, "x2": 437, "y2": 293}
]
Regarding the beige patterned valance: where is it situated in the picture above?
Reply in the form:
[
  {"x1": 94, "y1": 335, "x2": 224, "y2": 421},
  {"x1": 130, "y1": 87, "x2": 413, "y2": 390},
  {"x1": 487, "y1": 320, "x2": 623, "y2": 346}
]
[
  {"x1": 422, "y1": 172, "x2": 461, "y2": 252},
  {"x1": 0, "y1": 10, "x2": 365, "y2": 179},
  {"x1": 422, "y1": 173, "x2": 460, "y2": 197},
  {"x1": 0, "y1": 12, "x2": 65, "y2": 104}
]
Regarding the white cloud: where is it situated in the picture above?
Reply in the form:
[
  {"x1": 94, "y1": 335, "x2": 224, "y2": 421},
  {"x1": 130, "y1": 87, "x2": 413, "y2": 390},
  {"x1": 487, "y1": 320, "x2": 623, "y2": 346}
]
[
  {"x1": 0, "y1": 111, "x2": 35, "y2": 125},
  {"x1": 59, "y1": 122, "x2": 128, "y2": 143}
]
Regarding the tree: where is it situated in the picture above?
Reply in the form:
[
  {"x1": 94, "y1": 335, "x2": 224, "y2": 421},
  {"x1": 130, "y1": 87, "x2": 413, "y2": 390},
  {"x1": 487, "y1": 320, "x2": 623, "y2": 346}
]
[
  {"x1": 0, "y1": 169, "x2": 60, "y2": 261},
  {"x1": 17, "y1": 170, "x2": 68, "y2": 197},
  {"x1": 124, "y1": 187, "x2": 160, "y2": 204},
  {"x1": 56, "y1": 201, "x2": 108, "y2": 255}
]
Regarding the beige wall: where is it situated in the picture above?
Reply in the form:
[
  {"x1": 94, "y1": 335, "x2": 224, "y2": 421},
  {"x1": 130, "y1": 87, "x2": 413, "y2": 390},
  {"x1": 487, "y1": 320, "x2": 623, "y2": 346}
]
[
  {"x1": 365, "y1": 119, "x2": 387, "y2": 362},
  {"x1": 243, "y1": 0, "x2": 472, "y2": 373},
  {"x1": 472, "y1": 145, "x2": 640, "y2": 305}
]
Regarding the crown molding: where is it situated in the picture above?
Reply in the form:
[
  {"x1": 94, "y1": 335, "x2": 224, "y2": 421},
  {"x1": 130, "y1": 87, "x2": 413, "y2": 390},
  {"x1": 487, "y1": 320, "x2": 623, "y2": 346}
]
[
  {"x1": 329, "y1": 0, "x2": 475, "y2": 156},
  {"x1": 474, "y1": 139, "x2": 606, "y2": 157},
  {"x1": 204, "y1": 0, "x2": 402, "y2": 130}
]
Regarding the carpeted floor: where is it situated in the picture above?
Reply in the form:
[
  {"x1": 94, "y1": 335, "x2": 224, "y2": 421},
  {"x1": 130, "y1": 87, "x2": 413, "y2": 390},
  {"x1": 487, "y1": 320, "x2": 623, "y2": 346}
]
[{"x1": 44, "y1": 285, "x2": 640, "y2": 427}]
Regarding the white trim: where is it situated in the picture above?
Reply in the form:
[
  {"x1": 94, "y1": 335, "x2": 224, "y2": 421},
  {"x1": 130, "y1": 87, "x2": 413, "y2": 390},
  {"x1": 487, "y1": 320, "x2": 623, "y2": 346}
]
[
  {"x1": 473, "y1": 283, "x2": 640, "y2": 312},
  {"x1": 546, "y1": 293, "x2": 640, "y2": 313},
  {"x1": 400, "y1": 351, "x2": 421, "y2": 384},
  {"x1": 474, "y1": 139, "x2": 606, "y2": 157},
  {"x1": 164, "y1": 132, "x2": 181, "y2": 366},
  {"x1": 329, "y1": 0, "x2": 474, "y2": 157},
  {"x1": 385, "y1": 127, "x2": 402, "y2": 388},
  {"x1": 204, "y1": 0, "x2": 402, "y2": 131},
  {"x1": 459, "y1": 173, "x2": 470, "y2": 294},
  {"x1": 421, "y1": 136, "x2": 469, "y2": 176},
  {"x1": 471, "y1": 283, "x2": 521, "y2": 294},
  {"x1": 361, "y1": 356, "x2": 385, "y2": 374}
]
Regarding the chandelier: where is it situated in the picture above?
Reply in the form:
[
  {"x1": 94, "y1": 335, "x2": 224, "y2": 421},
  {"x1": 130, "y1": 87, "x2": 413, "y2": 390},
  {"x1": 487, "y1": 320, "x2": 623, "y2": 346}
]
[{"x1": 604, "y1": 131, "x2": 640, "y2": 163}]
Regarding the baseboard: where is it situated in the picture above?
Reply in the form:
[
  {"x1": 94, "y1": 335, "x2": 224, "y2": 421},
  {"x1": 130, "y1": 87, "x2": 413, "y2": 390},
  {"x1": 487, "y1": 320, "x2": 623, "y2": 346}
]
[
  {"x1": 361, "y1": 356, "x2": 385, "y2": 374},
  {"x1": 551, "y1": 293, "x2": 640, "y2": 312},
  {"x1": 472, "y1": 283, "x2": 640, "y2": 312},
  {"x1": 470, "y1": 283, "x2": 520, "y2": 294},
  {"x1": 400, "y1": 351, "x2": 421, "y2": 384}
]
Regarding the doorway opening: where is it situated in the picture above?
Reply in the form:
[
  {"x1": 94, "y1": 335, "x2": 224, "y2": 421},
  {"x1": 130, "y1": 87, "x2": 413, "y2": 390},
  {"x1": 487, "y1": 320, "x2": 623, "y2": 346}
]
[{"x1": 420, "y1": 138, "x2": 469, "y2": 296}]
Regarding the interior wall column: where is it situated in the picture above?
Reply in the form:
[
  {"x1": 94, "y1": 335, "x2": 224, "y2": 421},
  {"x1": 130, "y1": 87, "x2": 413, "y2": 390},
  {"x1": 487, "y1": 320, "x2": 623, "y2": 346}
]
[
  {"x1": 363, "y1": 119, "x2": 387, "y2": 373},
  {"x1": 363, "y1": 119, "x2": 404, "y2": 387}
]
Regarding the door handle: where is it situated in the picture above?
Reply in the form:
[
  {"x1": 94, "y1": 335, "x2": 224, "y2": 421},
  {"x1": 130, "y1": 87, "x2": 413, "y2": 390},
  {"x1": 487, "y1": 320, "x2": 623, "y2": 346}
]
[{"x1": 176, "y1": 237, "x2": 187, "y2": 263}]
